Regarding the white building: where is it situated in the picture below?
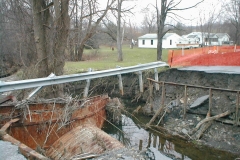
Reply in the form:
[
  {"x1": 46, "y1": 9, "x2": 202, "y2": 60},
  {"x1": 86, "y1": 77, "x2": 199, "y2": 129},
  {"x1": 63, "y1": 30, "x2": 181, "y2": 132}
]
[
  {"x1": 138, "y1": 33, "x2": 184, "y2": 49},
  {"x1": 180, "y1": 32, "x2": 231, "y2": 46},
  {"x1": 215, "y1": 33, "x2": 231, "y2": 45},
  {"x1": 138, "y1": 34, "x2": 158, "y2": 48}
]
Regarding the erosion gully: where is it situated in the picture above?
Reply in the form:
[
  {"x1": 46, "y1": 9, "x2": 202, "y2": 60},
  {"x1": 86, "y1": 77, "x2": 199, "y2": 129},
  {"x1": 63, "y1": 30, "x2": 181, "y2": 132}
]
[{"x1": 102, "y1": 100, "x2": 238, "y2": 160}]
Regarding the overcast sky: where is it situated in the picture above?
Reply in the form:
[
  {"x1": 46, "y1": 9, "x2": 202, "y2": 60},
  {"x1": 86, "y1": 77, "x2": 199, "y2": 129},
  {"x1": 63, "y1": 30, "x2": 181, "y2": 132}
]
[{"x1": 106, "y1": 0, "x2": 222, "y2": 26}]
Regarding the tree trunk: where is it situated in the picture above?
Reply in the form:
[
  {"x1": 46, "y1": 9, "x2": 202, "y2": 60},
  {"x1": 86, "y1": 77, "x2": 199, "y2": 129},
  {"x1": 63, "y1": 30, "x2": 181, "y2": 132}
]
[
  {"x1": 156, "y1": 0, "x2": 167, "y2": 61},
  {"x1": 52, "y1": 0, "x2": 69, "y2": 76},
  {"x1": 76, "y1": 0, "x2": 111, "y2": 61},
  {"x1": 31, "y1": 0, "x2": 69, "y2": 98},
  {"x1": 117, "y1": 0, "x2": 123, "y2": 61},
  {"x1": 78, "y1": 43, "x2": 85, "y2": 61},
  {"x1": 157, "y1": 29, "x2": 163, "y2": 61},
  {"x1": 31, "y1": 0, "x2": 49, "y2": 78}
]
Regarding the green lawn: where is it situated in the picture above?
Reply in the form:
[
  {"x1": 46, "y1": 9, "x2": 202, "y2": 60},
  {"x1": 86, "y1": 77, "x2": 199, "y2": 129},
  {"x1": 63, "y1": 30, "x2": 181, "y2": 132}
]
[{"x1": 64, "y1": 45, "x2": 169, "y2": 74}]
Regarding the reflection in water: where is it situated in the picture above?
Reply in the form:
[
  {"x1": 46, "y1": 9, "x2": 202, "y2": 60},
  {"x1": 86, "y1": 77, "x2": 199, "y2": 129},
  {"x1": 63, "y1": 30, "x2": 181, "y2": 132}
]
[
  {"x1": 103, "y1": 115, "x2": 188, "y2": 160},
  {"x1": 102, "y1": 114, "x2": 238, "y2": 160}
]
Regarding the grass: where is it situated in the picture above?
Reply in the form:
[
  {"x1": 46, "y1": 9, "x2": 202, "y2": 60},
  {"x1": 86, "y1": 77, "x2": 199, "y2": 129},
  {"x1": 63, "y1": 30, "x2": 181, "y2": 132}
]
[{"x1": 64, "y1": 45, "x2": 169, "y2": 74}]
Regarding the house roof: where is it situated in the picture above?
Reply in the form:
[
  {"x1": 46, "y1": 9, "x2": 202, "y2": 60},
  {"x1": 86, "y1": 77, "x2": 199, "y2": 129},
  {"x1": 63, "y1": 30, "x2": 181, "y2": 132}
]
[
  {"x1": 138, "y1": 33, "x2": 180, "y2": 39},
  {"x1": 163, "y1": 33, "x2": 176, "y2": 39},
  {"x1": 138, "y1": 33, "x2": 157, "y2": 39},
  {"x1": 186, "y1": 32, "x2": 229, "y2": 39},
  {"x1": 187, "y1": 35, "x2": 197, "y2": 38},
  {"x1": 215, "y1": 33, "x2": 230, "y2": 38}
]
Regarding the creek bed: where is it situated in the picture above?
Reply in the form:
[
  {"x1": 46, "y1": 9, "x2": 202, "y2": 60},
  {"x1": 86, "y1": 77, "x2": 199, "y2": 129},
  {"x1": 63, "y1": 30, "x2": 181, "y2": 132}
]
[{"x1": 102, "y1": 104, "x2": 239, "y2": 160}]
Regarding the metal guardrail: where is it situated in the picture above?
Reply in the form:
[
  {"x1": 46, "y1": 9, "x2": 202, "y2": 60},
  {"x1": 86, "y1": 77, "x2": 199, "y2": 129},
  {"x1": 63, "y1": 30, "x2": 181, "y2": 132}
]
[{"x1": 0, "y1": 61, "x2": 168, "y2": 93}]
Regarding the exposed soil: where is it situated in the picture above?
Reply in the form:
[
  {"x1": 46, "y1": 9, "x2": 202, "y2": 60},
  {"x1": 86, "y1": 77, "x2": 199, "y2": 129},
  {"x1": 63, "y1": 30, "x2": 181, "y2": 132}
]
[
  {"x1": 146, "y1": 69, "x2": 240, "y2": 156},
  {"x1": 86, "y1": 68, "x2": 240, "y2": 156}
]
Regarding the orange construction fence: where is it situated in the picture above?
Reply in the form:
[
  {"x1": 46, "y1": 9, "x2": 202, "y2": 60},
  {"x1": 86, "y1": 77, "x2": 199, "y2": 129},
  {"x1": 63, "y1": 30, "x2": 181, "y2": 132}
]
[{"x1": 168, "y1": 45, "x2": 240, "y2": 67}]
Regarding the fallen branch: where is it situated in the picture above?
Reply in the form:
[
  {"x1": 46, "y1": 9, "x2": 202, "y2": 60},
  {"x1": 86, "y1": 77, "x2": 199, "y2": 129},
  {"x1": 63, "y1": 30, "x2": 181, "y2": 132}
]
[
  {"x1": 157, "y1": 108, "x2": 167, "y2": 125},
  {"x1": 195, "y1": 110, "x2": 230, "y2": 130},
  {"x1": 0, "y1": 118, "x2": 19, "y2": 131},
  {"x1": 193, "y1": 121, "x2": 212, "y2": 140}
]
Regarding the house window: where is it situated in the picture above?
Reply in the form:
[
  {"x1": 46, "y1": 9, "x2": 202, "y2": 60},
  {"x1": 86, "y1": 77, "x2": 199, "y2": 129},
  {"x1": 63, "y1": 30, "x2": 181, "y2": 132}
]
[
  {"x1": 170, "y1": 40, "x2": 172, "y2": 45},
  {"x1": 151, "y1": 40, "x2": 153, "y2": 45},
  {"x1": 142, "y1": 40, "x2": 145, "y2": 45}
]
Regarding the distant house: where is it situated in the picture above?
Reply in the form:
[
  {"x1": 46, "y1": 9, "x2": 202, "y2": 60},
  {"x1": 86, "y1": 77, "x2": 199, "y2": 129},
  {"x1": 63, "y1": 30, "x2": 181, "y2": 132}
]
[
  {"x1": 180, "y1": 32, "x2": 231, "y2": 46},
  {"x1": 138, "y1": 33, "x2": 184, "y2": 49},
  {"x1": 215, "y1": 33, "x2": 231, "y2": 45},
  {"x1": 184, "y1": 32, "x2": 202, "y2": 44},
  {"x1": 138, "y1": 34, "x2": 158, "y2": 48}
]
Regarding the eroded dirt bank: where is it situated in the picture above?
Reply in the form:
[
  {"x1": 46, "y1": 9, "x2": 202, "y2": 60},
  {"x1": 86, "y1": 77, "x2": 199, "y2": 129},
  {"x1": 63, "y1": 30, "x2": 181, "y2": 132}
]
[{"x1": 70, "y1": 68, "x2": 240, "y2": 156}]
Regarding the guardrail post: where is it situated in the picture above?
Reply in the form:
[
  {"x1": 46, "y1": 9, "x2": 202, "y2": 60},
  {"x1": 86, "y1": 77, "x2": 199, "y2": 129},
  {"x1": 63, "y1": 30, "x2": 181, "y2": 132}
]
[
  {"x1": 235, "y1": 91, "x2": 239, "y2": 126},
  {"x1": 138, "y1": 71, "x2": 143, "y2": 93},
  {"x1": 117, "y1": 74, "x2": 123, "y2": 95},
  {"x1": 116, "y1": 66, "x2": 124, "y2": 95},
  {"x1": 154, "y1": 68, "x2": 159, "y2": 90},
  {"x1": 84, "y1": 68, "x2": 92, "y2": 98}
]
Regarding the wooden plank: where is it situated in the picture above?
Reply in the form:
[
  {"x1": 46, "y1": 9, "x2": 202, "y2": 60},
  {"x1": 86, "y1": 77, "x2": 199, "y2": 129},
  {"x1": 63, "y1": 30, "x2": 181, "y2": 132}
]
[
  {"x1": 147, "y1": 83, "x2": 165, "y2": 126},
  {"x1": 154, "y1": 68, "x2": 159, "y2": 90},
  {"x1": 209, "y1": 88, "x2": 212, "y2": 116},
  {"x1": 183, "y1": 85, "x2": 187, "y2": 119},
  {"x1": 235, "y1": 91, "x2": 239, "y2": 126}
]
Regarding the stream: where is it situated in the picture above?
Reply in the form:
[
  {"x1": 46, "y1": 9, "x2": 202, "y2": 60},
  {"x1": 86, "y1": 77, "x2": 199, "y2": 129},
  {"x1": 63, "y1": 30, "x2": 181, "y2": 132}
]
[{"x1": 102, "y1": 102, "x2": 238, "y2": 160}]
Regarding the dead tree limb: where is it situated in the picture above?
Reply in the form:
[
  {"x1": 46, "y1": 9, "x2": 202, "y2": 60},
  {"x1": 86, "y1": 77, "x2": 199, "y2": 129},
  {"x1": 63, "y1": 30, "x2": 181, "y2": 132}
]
[
  {"x1": 193, "y1": 121, "x2": 212, "y2": 140},
  {"x1": 195, "y1": 110, "x2": 230, "y2": 130}
]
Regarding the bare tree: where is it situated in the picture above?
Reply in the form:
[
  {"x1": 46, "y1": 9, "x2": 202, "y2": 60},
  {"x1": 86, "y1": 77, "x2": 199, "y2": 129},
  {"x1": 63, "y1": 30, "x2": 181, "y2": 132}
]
[
  {"x1": 141, "y1": 12, "x2": 157, "y2": 33},
  {"x1": 31, "y1": 0, "x2": 70, "y2": 78},
  {"x1": 102, "y1": 19, "x2": 118, "y2": 45},
  {"x1": 198, "y1": 3, "x2": 221, "y2": 46},
  {"x1": 114, "y1": 0, "x2": 135, "y2": 61},
  {"x1": 154, "y1": 0, "x2": 204, "y2": 60},
  {"x1": 117, "y1": 0, "x2": 124, "y2": 61},
  {"x1": 222, "y1": 0, "x2": 240, "y2": 45},
  {"x1": 71, "y1": 0, "x2": 115, "y2": 61},
  {"x1": 0, "y1": 0, "x2": 35, "y2": 77}
]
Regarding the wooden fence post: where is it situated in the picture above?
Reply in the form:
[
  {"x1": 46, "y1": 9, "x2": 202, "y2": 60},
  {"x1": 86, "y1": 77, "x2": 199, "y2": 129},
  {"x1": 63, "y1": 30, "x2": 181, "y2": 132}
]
[
  {"x1": 147, "y1": 82, "x2": 165, "y2": 126},
  {"x1": 208, "y1": 88, "x2": 212, "y2": 116},
  {"x1": 149, "y1": 80, "x2": 153, "y2": 112},
  {"x1": 235, "y1": 91, "x2": 239, "y2": 126},
  {"x1": 183, "y1": 85, "x2": 187, "y2": 119},
  {"x1": 154, "y1": 68, "x2": 159, "y2": 91}
]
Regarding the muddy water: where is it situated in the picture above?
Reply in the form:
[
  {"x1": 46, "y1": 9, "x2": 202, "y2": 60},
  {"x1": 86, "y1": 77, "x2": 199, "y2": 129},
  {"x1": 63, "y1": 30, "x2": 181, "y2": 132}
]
[{"x1": 102, "y1": 109, "x2": 238, "y2": 160}]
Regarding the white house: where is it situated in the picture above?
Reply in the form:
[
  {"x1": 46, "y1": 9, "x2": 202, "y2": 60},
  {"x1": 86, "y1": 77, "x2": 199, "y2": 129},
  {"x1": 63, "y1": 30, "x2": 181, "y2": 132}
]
[
  {"x1": 184, "y1": 32, "x2": 202, "y2": 44},
  {"x1": 138, "y1": 34, "x2": 158, "y2": 48},
  {"x1": 180, "y1": 32, "x2": 231, "y2": 46},
  {"x1": 138, "y1": 33, "x2": 184, "y2": 49},
  {"x1": 215, "y1": 33, "x2": 230, "y2": 45}
]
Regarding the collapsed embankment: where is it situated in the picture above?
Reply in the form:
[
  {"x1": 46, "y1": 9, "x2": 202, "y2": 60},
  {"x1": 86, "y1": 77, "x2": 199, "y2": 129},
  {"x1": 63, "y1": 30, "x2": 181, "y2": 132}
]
[{"x1": 67, "y1": 68, "x2": 240, "y2": 156}]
